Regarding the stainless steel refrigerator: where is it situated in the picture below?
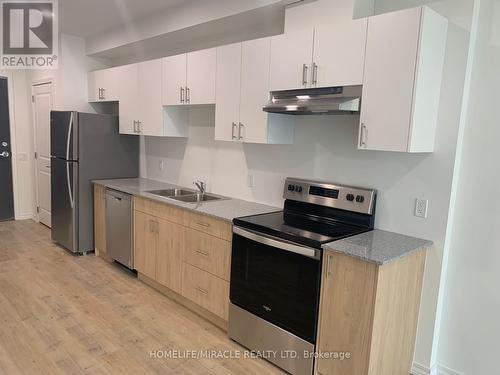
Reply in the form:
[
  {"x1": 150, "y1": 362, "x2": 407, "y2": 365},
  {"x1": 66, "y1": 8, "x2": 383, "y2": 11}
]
[{"x1": 50, "y1": 111, "x2": 139, "y2": 254}]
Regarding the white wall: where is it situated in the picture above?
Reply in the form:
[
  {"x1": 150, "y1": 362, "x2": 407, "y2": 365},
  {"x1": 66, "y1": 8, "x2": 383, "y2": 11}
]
[
  {"x1": 143, "y1": 4, "x2": 471, "y2": 369},
  {"x1": 0, "y1": 70, "x2": 35, "y2": 220},
  {"x1": 436, "y1": 1, "x2": 500, "y2": 374}
]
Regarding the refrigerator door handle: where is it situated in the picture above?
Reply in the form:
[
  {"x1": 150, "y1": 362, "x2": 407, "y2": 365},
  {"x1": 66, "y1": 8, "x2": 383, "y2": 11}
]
[
  {"x1": 66, "y1": 112, "x2": 74, "y2": 160},
  {"x1": 66, "y1": 161, "x2": 74, "y2": 209}
]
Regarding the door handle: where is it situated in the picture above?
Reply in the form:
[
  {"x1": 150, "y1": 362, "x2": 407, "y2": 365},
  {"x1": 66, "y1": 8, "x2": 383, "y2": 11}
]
[
  {"x1": 238, "y1": 122, "x2": 244, "y2": 140},
  {"x1": 231, "y1": 122, "x2": 237, "y2": 140},
  {"x1": 0, "y1": 151, "x2": 9, "y2": 158},
  {"x1": 359, "y1": 123, "x2": 367, "y2": 148},
  {"x1": 312, "y1": 62, "x2": 318, "y2": 85},
  {"x1": 302, "y1": 64, "x2": 309, "y2": 86}
]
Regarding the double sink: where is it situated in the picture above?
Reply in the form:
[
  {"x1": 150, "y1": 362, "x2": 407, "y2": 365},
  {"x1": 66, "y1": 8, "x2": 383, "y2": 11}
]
[{"x1": 146, "y1": 188, "x2": 227, "y2": 203}]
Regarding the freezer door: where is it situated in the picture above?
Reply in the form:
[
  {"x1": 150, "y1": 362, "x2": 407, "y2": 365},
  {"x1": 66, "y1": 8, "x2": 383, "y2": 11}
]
[
  {"x1": 51, "y1": 157, "x2": 78, "y2": 252},
  {"x1": 50, "y1": 111, "x2": 78, "y2": 160}
]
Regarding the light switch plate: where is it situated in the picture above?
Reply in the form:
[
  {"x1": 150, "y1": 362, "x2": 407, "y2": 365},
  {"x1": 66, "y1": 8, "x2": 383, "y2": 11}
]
[{"x1": 415, "y1": 198, "x2": 429, "y2": 218}]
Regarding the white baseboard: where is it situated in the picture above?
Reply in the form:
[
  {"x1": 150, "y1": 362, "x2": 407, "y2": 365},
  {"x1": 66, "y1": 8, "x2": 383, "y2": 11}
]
[
  {"x1": 412, "y1": 362, "x2": 464, "y2": 375},
  {"x1": 15, "y1": 213, "x2": 35, "y2": 221}
]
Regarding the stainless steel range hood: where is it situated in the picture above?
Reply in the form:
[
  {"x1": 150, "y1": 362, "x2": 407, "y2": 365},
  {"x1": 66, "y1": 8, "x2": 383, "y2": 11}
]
[{"x1": 263, "y1": 85, "x2": 362, "y2": 115}]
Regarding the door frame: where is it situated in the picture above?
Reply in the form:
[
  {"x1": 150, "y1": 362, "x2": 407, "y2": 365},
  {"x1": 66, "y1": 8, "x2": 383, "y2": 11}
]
[
  {"x1": 0, "y1": 72, "x2": 20, "y2": 220},
  {"x1": 31, "y1": 77, "x2": 55, "y2": 223}
]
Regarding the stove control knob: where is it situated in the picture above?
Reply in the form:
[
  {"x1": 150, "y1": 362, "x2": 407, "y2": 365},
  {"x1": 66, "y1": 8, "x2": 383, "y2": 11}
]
[
  {"x1": 346, "y1": 194, "x2": 355, "y2": 202},
  {"x1": 356, "y1": 195, "x2": 365, "y2": 203},
  {"x1": 297, "y1": 186, "x2": 303, "y2": 193},
  {"x1": 288, "y1": 184, "x2": 293, "y2": 191}
]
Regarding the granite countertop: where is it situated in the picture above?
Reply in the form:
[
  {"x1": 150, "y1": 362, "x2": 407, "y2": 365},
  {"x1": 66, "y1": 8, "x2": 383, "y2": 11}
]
[
  {"x1": 322, "y1": 229, "x2": 433, "y2": 265},
  {"x1": 93, "y1": 178, "x2": 280, "y2": 222}
]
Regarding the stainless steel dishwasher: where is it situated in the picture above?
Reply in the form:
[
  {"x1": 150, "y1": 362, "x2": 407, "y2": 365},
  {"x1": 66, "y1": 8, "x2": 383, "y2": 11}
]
[{"x1": 105, "y1": 189, "x2": 134, "y2": 269}]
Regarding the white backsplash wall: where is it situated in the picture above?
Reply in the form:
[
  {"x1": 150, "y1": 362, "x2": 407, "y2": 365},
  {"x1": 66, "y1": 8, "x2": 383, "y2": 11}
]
[{"x1": 143, "y1": 20, "x2": 469, "y2": 369}]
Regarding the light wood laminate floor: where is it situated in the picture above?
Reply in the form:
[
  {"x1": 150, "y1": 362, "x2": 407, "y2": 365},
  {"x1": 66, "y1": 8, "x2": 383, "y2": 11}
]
[{"x1": 0, "y1": 220, "x2": 284, "y2": 375}]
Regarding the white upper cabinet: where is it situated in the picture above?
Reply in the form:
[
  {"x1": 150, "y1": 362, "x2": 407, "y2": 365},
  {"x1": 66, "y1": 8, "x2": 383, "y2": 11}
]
[
  {"x1": 215, "y1": 43, "x2": 242, "y2": 142},
  {"x1": 138, "y1": 59, "x2": 164, "y2": 136},
  {"x1": 162, "y1": 53, "x2": 187, "y2": 106},
  {"x1": 216, "y1": 38, "x2": 294, "y2": 144},
  {"x1": 162, "y1": 48, "x2": 216, "y2": 106},
  {"x1": 118, "y1": 59, "x2": 179, "y2": 137},
  {"x1": 359, "y1": 7, "x2": 447, "y2": 153},
  {"x1": 269, "y1": 30, "x2": 314, "y2": 91},
  {"x1": 88, "y1": 67, "x2": 120, "y2": 102},
  {"x1": 186, "y1": 48, "x2": 217, "y2": 105},
  {"x1": 117, "y1": 64, "x2": 139, "y2": 135},
  {"x1": 312, "y1": 20, "x2": 367, "y2": 87}
]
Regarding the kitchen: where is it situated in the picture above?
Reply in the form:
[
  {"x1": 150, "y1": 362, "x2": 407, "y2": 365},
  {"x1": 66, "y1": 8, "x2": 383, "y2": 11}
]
[{"x1": 0, "y1": 0, "x2": 495, "y2": 374}]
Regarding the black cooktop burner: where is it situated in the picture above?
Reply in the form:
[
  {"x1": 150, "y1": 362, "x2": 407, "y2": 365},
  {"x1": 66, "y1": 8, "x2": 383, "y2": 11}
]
[{"x1": 233, "y1": 210, "x2": 371, "y2": 249}]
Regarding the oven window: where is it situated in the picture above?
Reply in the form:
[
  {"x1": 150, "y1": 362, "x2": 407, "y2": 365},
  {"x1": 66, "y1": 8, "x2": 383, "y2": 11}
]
[{"x1": 230, "y1": 232, "x2": 321, "y2": 343}]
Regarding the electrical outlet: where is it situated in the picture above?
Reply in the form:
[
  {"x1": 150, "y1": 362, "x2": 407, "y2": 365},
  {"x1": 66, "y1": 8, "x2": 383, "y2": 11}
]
[
  {"x1": 415, "y1": 199, "x2": 429, "y2": 218},
  {"x1": 159, "y1": 160, "x2": 164, "y2": 171}
]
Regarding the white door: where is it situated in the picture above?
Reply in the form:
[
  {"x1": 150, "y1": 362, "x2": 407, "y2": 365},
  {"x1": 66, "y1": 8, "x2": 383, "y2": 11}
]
[
  {"x1": 269, "y1": 29, "x2": 314, "y2": 91},
  {"x1": 186, "y1": 48, "x2": 217, "y2": 105},
  {"x1": 32, "y1": 82, "x2": 53, "y2": 227},
  {"x1": 215, "y1": 43, "x2": 241, "y2": 141},
  {"x1": 313, "y1": 19, "x2": 367, "y2": 87},
  {"x1": 240, "y1": 37, "x2": 272, "y2": 144},
  {"x1": 360, "y1": 8, "x2": 421, "y2": 152},
  {"x1": 138, "y1": 59, "x2": 163, "y2": 136},
  {"x1": 162, "y1": 54, "x2": 187, "y2": 105},
  {"x1": 118, "y1": 64, "x2": 139, "y2": 135}
]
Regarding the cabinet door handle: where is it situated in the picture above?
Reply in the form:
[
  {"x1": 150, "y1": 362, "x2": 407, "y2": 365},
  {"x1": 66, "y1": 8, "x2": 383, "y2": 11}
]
[
  {"x1": 312, "y1": 62, "x2": 318, "y2": 85},
  {"x1": 98, "y1": 88, "x2": 102, "y2": 100},
  {"x1": 195, "y1": 286, "x2": 208, "y2": 295},
  {"x1": 186, "y1": 86, "x2": 190, "y2": 103},
  {"x1": 196, "y1": 250, "x2": 210, "y2": 257},
  {"x1": 238, "y1": 122, "x2": 244, "y2": 140},
  {"x1": 196, "y1": 221, "x2": 210, "y2": 228},
  {"x1": 102, "y1": 88, "x2": 106, "y2": 100},
  {"x1": 149, "y1": 220, "x2": 155, "y2": 233},
  {"x1": 302, "y1": 64, "x2": 309, "y2": 86},
  {"x1": 231, "y1": 122, "x2": 237, "y2": 140},
  {"x1": 327, "y1": 255, "x2": 333, "y2": 278},
  {"x1": 133, "y1": 120, "x2": 137, "y2": 133},
  {"x1": 138, "y1": 121, "x2": 142, "y2": 133},
  {"x1": 360, "y1": 123, "x2": 367, "y2": 147},
  {"x1": 180, "y1": 87, "x2": 184, "y2": 103}
]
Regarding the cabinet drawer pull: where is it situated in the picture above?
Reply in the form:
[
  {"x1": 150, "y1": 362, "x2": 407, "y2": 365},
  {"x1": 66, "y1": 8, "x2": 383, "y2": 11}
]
[
  {"x1": 196, "y1": 250, "x2": 210, "y2": 257},
  {"x1": 195, "y1": 286, "x2": 208, "y2": 295},
  {"x1": 196, "y1": 221, "x2": 210, "y2": 228}
]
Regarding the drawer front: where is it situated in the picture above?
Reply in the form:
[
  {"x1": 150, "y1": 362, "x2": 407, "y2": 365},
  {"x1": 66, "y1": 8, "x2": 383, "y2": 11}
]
[
  {"x1": 182, "y1": 263, "x2": 229, "y2": 320},
  {"x1": 184, "y1": 228, "x2": 231, "y2": 281},
  {"x1": 134, "y1": 196, "x2": 185, "y2": 224},
  {"x1": 185, "y1": 211, "x2": 231, "y2": 241}
]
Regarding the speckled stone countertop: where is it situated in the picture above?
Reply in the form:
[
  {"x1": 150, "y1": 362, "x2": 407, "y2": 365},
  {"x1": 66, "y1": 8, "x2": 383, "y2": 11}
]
[
  {"x1": 92, "y1": 178, "x2": 280, "y2": 222},
  {"x1": 322, "y1": 229, "x2": 433, "y2": 265}
]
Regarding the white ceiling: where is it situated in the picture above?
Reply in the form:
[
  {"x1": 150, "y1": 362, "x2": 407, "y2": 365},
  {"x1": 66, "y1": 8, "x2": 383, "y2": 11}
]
[{"x1": 59, "y1": 0, "x2": 191, "y2": 37}]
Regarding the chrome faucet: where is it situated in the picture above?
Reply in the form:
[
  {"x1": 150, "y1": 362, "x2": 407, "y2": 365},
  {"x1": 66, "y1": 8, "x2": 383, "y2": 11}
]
[{"x1": 194, "y1": 180, "x2": 206, "y2": 195}]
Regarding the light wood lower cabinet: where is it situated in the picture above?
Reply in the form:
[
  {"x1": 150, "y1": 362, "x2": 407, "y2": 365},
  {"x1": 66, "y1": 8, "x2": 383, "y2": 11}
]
[
  {"x1": 134, "y1": 211, "x2": 158, "y2": 280},
  {"x1": 93, "y1": 184, "x2": 106, "y2": 256},
  {"x1": 133, "y1": 197, "x2": 232, "y2": 323},
  {"x1": 156, "y1": 218, "x2": 184, "y2": 294},
  {"x1": 315, "y1": 250, "x2": 426, "y2": 375},
  {"x1": 182, "y1": 263, "x2": 229, "y2": 320}
]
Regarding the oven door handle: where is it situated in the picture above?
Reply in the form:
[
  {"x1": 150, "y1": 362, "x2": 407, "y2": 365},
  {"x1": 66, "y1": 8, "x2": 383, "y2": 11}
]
[{"x1": 233, "y1": 227, "x2": 321, "y2": 260}]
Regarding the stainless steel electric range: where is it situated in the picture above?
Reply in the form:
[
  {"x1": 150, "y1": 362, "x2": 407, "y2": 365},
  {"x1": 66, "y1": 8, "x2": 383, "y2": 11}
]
[{"x1": 229, "y1": 177, "x2": 377, "y2": 375}]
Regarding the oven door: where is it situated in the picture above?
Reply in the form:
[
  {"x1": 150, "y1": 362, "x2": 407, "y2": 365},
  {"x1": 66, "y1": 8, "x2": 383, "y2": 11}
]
[{"x1": 230, "y1": 226, "x2": 322, "y2": 343}]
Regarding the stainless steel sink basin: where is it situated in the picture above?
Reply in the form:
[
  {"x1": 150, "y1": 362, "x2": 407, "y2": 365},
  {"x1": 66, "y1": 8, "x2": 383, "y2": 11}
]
[
  {"x1": 147, "y1": 188, "x2": 196, "y2": 198},
  {"x1": 170, "y1": 193, "x2": 226, "y2": 203}
]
